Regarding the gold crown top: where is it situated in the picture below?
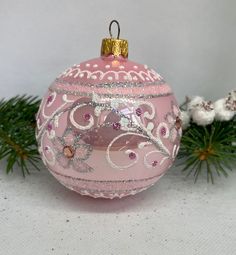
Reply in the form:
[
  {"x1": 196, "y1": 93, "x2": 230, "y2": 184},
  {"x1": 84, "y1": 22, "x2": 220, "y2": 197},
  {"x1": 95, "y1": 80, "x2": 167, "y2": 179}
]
[{"x1": 101, "y1": 20, "x2": 128, "y2": 58}]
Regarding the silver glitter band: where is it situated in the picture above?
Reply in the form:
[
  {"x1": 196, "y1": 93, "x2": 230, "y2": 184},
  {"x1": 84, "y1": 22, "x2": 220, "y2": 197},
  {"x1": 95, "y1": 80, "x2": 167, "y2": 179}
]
[
  {"x1": 48, "y1": 167, "x2": 163, "y2": 183},
  {"x1": 68, "y1": 184, "x2": 153, "y2": 194},
  {"x1": 53, "y1": 78, "x2": 166, "y2": 88},
  {"x1": 49, "y1": 87, "x2": 173, "y2": 99}
]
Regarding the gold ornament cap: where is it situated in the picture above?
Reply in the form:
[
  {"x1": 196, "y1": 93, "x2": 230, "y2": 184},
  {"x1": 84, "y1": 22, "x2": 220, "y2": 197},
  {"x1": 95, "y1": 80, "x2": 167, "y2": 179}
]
[{"x1": 101, "y1": 20, "x2": 128, "y2": 58}]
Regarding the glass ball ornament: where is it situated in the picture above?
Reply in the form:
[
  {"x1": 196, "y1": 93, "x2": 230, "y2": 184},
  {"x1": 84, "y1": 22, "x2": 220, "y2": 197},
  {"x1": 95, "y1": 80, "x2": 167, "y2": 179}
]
[{"x1": 36, "y1": 20, "x2": 182, "y2": 199}]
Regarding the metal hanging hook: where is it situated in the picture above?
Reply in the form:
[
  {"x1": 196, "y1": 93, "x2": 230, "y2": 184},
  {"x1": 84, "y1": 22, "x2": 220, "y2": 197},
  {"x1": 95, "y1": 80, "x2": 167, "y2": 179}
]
[{"x1": 109, "y1": 20, "x2": 120, "y2": 39}]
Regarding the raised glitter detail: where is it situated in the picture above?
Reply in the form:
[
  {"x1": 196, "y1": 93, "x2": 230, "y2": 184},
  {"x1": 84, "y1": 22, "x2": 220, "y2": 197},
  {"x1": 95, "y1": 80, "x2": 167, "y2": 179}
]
[
  {"x1": 49, "y1": 167, "x2": 164, "y2": 183},
  {"x1": 47, "y1": 95, "x2": 53, "y2": 104},
  {"x1": 47, "y1": 123, "x2": 52, "y2": 131},
  {"x1": 175, "y1": 116, "x2": 182, "y2": 130},
  {"x1": 129, "y1": 152, "x2": 136, "y2": 160},
  {"x1": 58, "y1": 62, "x2": 164, "y2": 83},
  {"x1": 83, "y1": 113, "x2": 91, "y2": 121},
  {"x1": 49, "y1": 87, "x2": 173, "y2": 99},
  {"x1": 53, "y1": 79, "x2": 166, "y2": 88},
  {"x1": 112, "y1": 122, "x2": 121, "y2": 130},
  {"x1": 135, "y1": 107, "x2": 142, "y2": 116},
  {"x1": 63, "y1": 145, "x2": 74, "y2": 158},
  {"x1": 152, "y1": 160, "x2": 158, "y2": 167},
  {"x1": 160, "y1": 126, "x2": 166, "y2": 136}
]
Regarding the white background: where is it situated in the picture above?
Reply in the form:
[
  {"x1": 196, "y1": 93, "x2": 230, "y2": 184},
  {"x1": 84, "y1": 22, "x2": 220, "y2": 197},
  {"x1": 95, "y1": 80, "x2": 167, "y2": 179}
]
[{"x1": 0, "y1": 0, "x2": 236, "y2": 101}]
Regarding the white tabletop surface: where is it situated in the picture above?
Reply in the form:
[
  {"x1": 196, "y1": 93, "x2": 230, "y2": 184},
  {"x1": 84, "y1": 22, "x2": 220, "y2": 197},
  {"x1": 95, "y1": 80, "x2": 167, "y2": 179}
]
[{"x1": 0, "y1": 163, "x2": 236, "y2": 255}]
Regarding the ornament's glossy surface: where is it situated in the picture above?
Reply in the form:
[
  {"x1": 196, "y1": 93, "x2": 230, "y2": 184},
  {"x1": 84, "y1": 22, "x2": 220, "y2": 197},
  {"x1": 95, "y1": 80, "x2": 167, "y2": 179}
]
[{"x1": 36, "y1": 55, "x2": 182, "y2": 198}]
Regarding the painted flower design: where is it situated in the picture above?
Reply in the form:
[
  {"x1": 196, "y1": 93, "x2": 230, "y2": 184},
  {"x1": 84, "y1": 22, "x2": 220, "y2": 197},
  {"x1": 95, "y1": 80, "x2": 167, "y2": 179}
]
[
  {"x1": 52, "y1": 127, "x2": 93, "y2": 173},
  {"x1": 165, "y1": 102, "x2": 182, "y2": 142}
]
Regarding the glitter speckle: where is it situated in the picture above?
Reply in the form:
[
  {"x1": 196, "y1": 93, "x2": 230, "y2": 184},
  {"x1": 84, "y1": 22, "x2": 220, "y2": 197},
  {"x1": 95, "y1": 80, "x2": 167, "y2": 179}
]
[
  {"x1": 51, "y1": 87, "x2": 172, "y2": 99},
  {"x1": 133, "y1": 65, "x2": 138, "y2": 69},
  {"x1": 79, "y1": 73, "x2": 84, "y2": 78},
  {"x1": 108, "y1": 76, "x2": 113, "y2": 81},
  {"x1": 93, "y1": 64, "x2": 98, "y2": 68},
  {"x1": 105, "y1": 65, "x2": 110, "y2": 69},
  {"x1": 119, "y1": 65, "x2": 125, "y2": 69},
  {"x1": 85, "y1": 63, "x2": 90, "y2": 67}
]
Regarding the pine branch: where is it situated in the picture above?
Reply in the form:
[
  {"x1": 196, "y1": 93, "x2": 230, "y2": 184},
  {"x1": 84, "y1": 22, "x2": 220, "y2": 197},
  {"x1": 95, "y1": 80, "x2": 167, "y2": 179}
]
[
  {"x1": 178, "y1": 117, "x2": 236, "y2": 183},
  {"x1": 0, "y1": 95, "x2": 41, "y2": 176}
]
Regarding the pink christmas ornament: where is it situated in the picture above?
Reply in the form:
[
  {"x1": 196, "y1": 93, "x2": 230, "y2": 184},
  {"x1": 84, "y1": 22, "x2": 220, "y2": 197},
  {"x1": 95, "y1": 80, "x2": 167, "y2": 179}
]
[{"x1": 36, "y1": 20, "x2": 182, "y2": 199}]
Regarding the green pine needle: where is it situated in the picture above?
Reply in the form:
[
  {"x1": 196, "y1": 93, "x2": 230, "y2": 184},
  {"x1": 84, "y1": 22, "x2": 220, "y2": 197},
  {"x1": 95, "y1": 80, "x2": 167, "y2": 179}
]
[
  {"x1": 0, "y1": 95, "x2": 41, "y2": 176},
  {"x1": 178, "y1": 117, "x2": 236, "y2": 183}
]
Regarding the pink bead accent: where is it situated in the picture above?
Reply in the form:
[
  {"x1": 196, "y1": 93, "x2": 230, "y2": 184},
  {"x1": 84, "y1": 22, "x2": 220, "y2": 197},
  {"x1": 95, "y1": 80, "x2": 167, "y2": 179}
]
[
  {"x1": 47, "y1": 95, "x2": 53, "y2": 104},
  {"x1": 152, "y1": 160, "x2": 158, "y2": 167},
  {"x1": 160, "y1": 127, "x2": 166, "y2": 136},
  {"x1": 135, "y1": 107, "x2": 142, "y2": 116},
  {"x1": 84, "y1": 113, "x2": 91, "y2": 121},
  {"x1": 47, "y1": 123, "x2": 52, "y2": 131},
  {"x1": 129, "y1": 152, "x2": 136, "y2": 160},
  {"x1": 112, "y1": 122, "x2": 121, "y2": 130}
]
